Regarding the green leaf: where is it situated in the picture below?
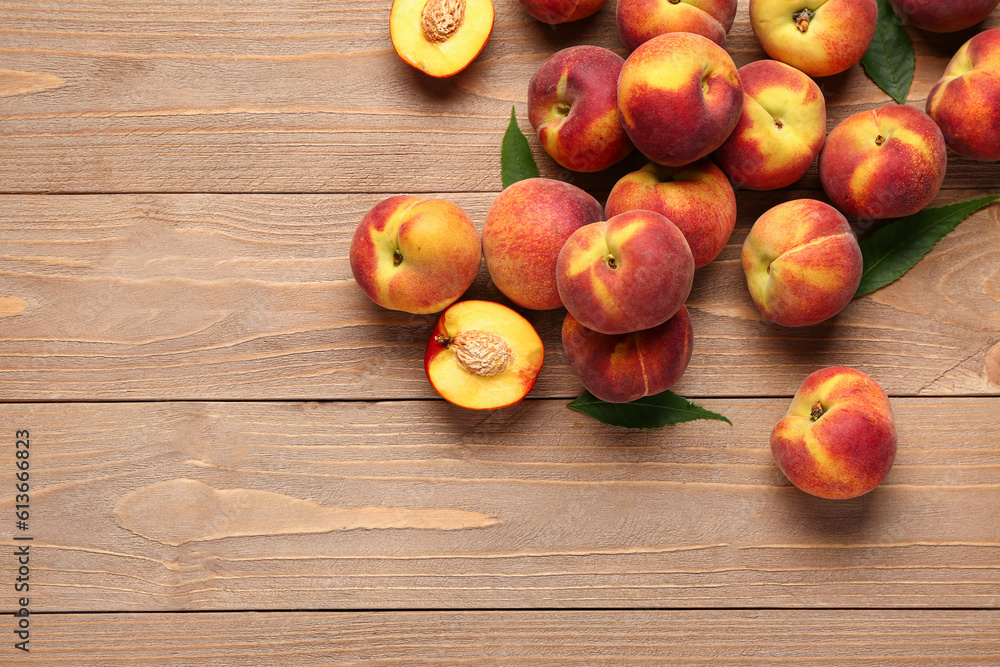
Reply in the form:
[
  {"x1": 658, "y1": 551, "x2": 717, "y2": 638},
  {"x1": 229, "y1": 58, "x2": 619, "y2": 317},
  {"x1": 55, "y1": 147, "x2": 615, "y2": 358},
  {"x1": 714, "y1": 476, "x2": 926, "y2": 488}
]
[
  {"x1": 500, "y1": 105, "x2": 539, "y2": 189},
  {"x1": 856, "y1": 195, "x2": 1000, "y2": 296},
  {"x1": 860, "y1": 0, "x2": 914, "y2": 104},
  {"x1": 567, "y1": 390, "x2": 732, "y2": 430}
]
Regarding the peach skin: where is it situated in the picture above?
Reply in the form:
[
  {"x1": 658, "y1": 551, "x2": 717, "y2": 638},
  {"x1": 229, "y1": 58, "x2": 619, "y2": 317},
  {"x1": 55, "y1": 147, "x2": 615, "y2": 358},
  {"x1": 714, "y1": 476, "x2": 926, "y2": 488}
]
[
  {"x1": 771, "y1": 366, "x2": 897, "y2": 500},
  {"x1": 556, "y1": 210, "x2": 695, "y2": 335},
  {"x1": 482, "y1": 178, "x2": 605, "y2": 310},
  {"x1": 562, "y1": 306, "x2": 693, "y2": 403},
  {"x1": 742, "y1": 199, "x2": 862, "y2": 327},
  {"x1": 890, "y1": 0, "x2": 999, "y2": 33},
  {"x1": 617, "y1": 32, "x2": 743, "y2": 167},
  {"x1": 528, "y1": 46, "x2": 634, "y2": 173},
  {"x1": 927, "y1": 29, "x2": 1000, "y2": 162},
  {"x1": 617, "y1": 0, "x2": 738, "y2": 51},
  {"x1": 605, "y1": 159, "x2": 736, "y2": 268},
  {"x1": 519, "y1": 0, "x2": 607, "y2": 24},
  {"x1": 714, "y1": 59, "x2": 827, "y2": 191},
  {"x1": 749, "y1": 0, "x2": 877, "y2": 78},
  {"x1": 820, "y1": 105, "x2": 947, "y2": 220},
  {"x1": 350, "y1": 196, "x2": 482, "y2": 314}
]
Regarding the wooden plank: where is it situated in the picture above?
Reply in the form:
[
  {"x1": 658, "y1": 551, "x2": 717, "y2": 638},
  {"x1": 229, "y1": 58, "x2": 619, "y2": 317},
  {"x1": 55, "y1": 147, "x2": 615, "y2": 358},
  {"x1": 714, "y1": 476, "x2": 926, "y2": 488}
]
[
  {"x1": 1, "y1": 398, "x2": 998, "y2": 611},
  {"x1": 1, "y1": 192, "x2": 998, "y2": 400},
  {"x1": 9, "y1": 610, "x2": 1000, "y2": 664},
  {"x1": 1, "y1": 2, "x2": 998, "y2": 194}
]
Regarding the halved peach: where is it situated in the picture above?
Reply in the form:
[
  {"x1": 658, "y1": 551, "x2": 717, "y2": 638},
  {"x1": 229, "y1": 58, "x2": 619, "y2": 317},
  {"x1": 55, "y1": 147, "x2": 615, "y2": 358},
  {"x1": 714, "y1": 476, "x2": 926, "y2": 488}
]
[
  {"x1": 390, "y1": 0, "x2": 495, "y2": 77},
  {"x1": 425, "y1": 300, "x2": 544, "y2": 410}
]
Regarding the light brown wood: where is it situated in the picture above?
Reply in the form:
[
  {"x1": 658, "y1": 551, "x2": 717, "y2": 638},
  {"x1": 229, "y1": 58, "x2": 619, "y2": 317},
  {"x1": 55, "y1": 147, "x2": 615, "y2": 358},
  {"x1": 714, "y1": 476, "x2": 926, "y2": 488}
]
[
  {"x1": 1, "y1": 191, "x2": 998, "y2": 401},
  {"x1": 1, "y1": 2, "x2": 998, "y2": 194},
  {"x1": 1, "y1": 398, "x2": 997, "y2": 611},
  {"x1": 3, "y1": 0, "x2": 1000, "y2": 660},
  {"x1": 11, "y1": 610, "x2": 1000, "y2": 664}
]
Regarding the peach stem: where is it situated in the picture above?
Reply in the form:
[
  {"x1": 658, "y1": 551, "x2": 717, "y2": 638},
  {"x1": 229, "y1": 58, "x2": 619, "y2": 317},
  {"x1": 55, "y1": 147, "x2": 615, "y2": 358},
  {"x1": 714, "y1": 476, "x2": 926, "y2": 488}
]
[{"x1": 810, "y1": 401, "x2": 825, "y2": 421}]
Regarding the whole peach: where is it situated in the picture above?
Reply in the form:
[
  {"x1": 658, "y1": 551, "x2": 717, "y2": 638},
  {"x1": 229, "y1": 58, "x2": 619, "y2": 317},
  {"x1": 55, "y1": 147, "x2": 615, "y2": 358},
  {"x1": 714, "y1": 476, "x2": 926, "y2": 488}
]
[
  {"x1": 350, "y1": 196, "x2": 482, "y2": 314},
  {"x1": 519, "y1": 0, "x2": 607, "y2": 24},
  {"x1": 743, "y1": 200, "x2": 862, "y2": 327},
  {"x1": 556, "y1": 210, "x2": 695, "y2": 335},
  {"x1": 714, "y1": 59, "x2": 827, "y2": 191},
  {"x1": 890, "y1": 0, "x2": 998, "y2": 33},
  {"x1": 605, "y1": 160, "x2": 736, "y2": 268},
  {"x1": 618, "y1": 32, "x2": 743, "y2": 167},
  {"x1": 562, "y1": 306, "x2": 693, "y2": 403},
  {"x1": 927, "y1": 29, "x2": 1000, "y2": 162},
  {"x1": 749, "y1": 0, "x2": 877, "y2": 78},
  {"x1": 528, "y1": 46, "x2": 634, "y2": 173},
  {"x1": 820, "y1": 105, "x2": 947, "y2": 220},
  {"x1": 771, "y1": 366, "x2": 897, "y2": 500},
  {"x1": 617, "y1": 0, "x2": 738, "y2": 51},
  {"x1": 483, "y1": 178, "x2": 604, "y2": 310}
]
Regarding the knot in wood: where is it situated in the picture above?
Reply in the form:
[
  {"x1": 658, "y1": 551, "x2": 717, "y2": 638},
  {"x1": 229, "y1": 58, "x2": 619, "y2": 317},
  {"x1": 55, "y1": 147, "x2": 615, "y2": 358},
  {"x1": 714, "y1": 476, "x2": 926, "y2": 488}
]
[
  {"x1": 421, "y1": 0, "x2": 466, "y2": 43},
  {"x1": 450, "y1": 329, "x2": 512, "y2": 377}
]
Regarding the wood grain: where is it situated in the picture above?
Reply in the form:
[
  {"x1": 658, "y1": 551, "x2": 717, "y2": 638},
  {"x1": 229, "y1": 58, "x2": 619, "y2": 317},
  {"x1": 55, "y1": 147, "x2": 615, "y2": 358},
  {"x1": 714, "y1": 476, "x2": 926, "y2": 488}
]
[
  {"x1": 1, "y1": 192, "x2": 997, "y2": 400},
  {"x1": 1, "y1": 398, "x2": 998, "y2": 611},
  {"x1": 1, "y1": 2, "x2": 998, "y2": 194},
  {"x1": 11, "y1": 610, "x2": 1000, "y2": 664}
]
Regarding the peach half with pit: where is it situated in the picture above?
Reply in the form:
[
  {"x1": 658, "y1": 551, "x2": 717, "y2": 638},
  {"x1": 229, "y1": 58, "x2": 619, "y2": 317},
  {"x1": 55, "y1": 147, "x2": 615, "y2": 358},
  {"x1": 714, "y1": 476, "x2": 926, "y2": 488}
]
[
  {"x1": 350, "y1": 195, "x2": 482, "y2": 314},
  {"x1": 617, "y1": 0, "x2": 738, "y2": 51},
  {"x1": 749, "y1": 0, "x2": 877, "y2": 78},
  {"x1": 425, "y1": 300, "x2": 544, "y2": 410},
  {"x1": 390, "y1": 0, "x2": 495, "y2": 77},
  {"x1": 556, "y1": 210, "x2": 695, "y2": 336},
  {"x1": 605, "y1": 159, "x2": 736, "y2": 269},
  {"x1": 617, "y1": 32, "x2": 743, "y2": 167},
  {"x1": 562, "y1": 306, "x2": 693, "y2": 403},
  {"x1": 771, "y1": 366, "x2": 898, "y2": 500},
  {"x1": 483, "y1": 178, "x2": 605, "y2": 311},
  {"x1": 528, "y1": 45, "x2": 634, "y2": 173},
  {"x1": 742, "y1": 199, "x2": 862, "y2": 328},
  {"x1": 714, "y1": 59, "x2": 827, "y2": 191},
  {"x1": 927, "y1": 29, "x2": 1000, "y2": 163},
  {"x1": 819, "y1": 105, "x2": 947, "y2": 220}
]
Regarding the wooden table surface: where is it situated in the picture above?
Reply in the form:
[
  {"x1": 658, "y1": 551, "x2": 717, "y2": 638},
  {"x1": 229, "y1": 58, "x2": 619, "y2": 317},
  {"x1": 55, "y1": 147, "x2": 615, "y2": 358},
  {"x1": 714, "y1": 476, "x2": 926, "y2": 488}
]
[{"x1": 2, "y1": 0, "x2": 999, "y2": 663}]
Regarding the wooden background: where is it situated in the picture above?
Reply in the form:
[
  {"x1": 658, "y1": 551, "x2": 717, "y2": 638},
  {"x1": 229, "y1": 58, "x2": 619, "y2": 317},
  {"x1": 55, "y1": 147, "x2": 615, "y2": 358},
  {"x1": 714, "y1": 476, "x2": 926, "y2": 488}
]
[{"x1": 2, "y1": 0, "x2": 999, "y2": 663}]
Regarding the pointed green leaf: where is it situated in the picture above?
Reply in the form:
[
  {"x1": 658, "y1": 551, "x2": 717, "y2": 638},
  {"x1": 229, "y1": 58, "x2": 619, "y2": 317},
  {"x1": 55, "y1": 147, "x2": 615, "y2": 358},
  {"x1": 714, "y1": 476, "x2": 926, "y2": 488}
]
[
  {"x1": 856, "y1": 194, "x2": 1000, "y2": 296},
  {"x1": 860, "y1": 0, "x2": 914, "y2": 104},
  {"x1": 500, "y1": 105, "x2": 539, "y2": 189},
  {"x1": 567, "y1": 390, "x2": 732, "y2": 430}
]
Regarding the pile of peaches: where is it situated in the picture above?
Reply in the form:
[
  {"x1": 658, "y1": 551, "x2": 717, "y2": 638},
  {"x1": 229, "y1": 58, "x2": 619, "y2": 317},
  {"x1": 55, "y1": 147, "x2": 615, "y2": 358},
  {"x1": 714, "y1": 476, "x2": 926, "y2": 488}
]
[{"x1": 355, "y1": 0, "x2": 1000, "y2": 498}]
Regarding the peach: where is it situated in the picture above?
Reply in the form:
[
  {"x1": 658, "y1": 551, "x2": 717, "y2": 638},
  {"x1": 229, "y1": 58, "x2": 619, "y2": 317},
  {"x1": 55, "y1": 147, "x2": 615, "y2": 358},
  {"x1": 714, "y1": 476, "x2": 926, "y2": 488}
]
[
  {"x1": 350, "y1": 196, "x2": 482, "y2": 314},
  {"x1": 556, "y1": 210, "x2": 695, "y2": 335},
  {"x1": 617, "y1": 32, "x2": 743, "y2": 167},
  {"x1": 890, "y1": 0, "x2": 999, "y2": 33},
  {"x1": 714, "y1": 59, "x2": 827, "y2": 191},
  {"x1": 390, "y1": 0, "x2": 495, "y2": 78},
  {"x1": 820, "y1": 105, "x2": 947, "y2": 220},
  {"x1": 617, "y1": 0, "x2": 738, "y2": 51},
  {"x1": 605, "y1": 159, "x2": 736, "y2": 268},
  {"x1": 927, "y1": 29, "x2": 1000, "y2": 162},
  {"x1": 528, "y1": 46, "x2": 634, "y2": 173},
  {"x1": 425, "y1": 300, "x2": 544, "y2": 410},
  {"x1": 771, "y1": 366, "x2": 897, "y2": 500},
  {"x1": 519, "y1": 0, "x2": 607, "y2": 24},
  {"x1": 482, "y1": 178, "x2": 605, "y2": 310},
  {"x1": 749, "y1": 0, "x2": 877, "y2": 78},
  {"x1": 562, "y1": 306, "x2": 693, "y2": 403},
  {"x1": 743, "y1": 200, "x2": 862, "y2": 328}
]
